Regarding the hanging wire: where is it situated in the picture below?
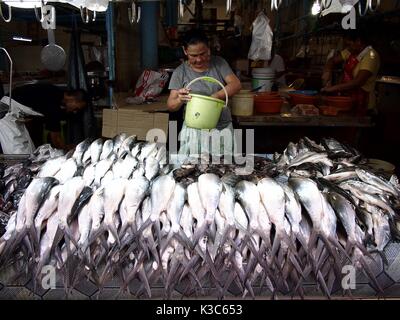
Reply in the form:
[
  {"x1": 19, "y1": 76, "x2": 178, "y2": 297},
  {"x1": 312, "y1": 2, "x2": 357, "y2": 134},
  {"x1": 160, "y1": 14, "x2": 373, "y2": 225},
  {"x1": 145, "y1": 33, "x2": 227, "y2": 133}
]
[{"x1": 0, "y1": 47, "x2": 13, "y2": 112}]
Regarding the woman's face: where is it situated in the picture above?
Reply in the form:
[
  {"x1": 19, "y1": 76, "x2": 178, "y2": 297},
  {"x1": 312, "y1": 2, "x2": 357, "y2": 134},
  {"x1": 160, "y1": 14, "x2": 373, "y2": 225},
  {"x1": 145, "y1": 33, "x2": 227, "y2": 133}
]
[{"x1": 184, "y1": 42, "x2": 211, "y2": 70}]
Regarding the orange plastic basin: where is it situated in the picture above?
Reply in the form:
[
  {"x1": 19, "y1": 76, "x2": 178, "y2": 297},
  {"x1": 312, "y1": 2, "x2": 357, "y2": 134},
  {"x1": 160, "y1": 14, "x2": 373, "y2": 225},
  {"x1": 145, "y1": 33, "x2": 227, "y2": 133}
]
[
  {"x1": 289, "y1": 93, "x2": 318, "y2": 106},
  {"x1": 255, "y1": 99, "x2": 283, "y2": 114},
  {"x1": 322, "y1": 96, "x2": 353, "y2": 110}
]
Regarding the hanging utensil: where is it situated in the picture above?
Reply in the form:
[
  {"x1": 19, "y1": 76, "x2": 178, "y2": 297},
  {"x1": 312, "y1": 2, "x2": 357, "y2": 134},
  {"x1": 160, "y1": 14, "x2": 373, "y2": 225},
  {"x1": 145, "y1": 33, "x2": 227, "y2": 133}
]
[
  {"x1": 128, "y1": 1, "x2": 136, "y2": 24},
  {"x1": 179, "y1": 0, "x2": 184, "y2": 19},
  {"x1": 226, "y1": 0, "x2": 232, "y2": 15},
  {"x1": 368, "y1": 0, "x2": 380, "y2": 12},
  {"x1": 40, "y1": 5, "x2": 66, "y2": 72},
  {"x1": 0, "y1": 2, "x2": 12, "y2": 23},
  {"x1": 358, "y1": 0, "x2": 369, "y2": 16}
]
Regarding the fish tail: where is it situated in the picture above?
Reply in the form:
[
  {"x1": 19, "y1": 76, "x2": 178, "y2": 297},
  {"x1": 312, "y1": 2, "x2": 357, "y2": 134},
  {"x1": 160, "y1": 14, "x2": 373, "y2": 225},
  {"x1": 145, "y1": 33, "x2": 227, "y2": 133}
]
[
  {"x1": 317, "y1": 270, "x2": 331, "y2": 299},
  {"x1": 118, "y1": 223, "x2": 129, "y2": 240},
  {"x1": 191, "y1": 223, "x2": 209, "y2": 251},
  {"x1": 160, "y1": 232, "x2": 173, "y2": 256},
  {"x1": 136, "y1": 218, "x2": 152, "y2": 237},
  {"x1": 106, "y1": 223, "x2": 120, "y2": 247},
  {"x1": 270, "y1": 232, "x2": 281, "y2": 267},
  {"x1": 138, "y1": 267, "x2": 152, "y2": 298},
  {"x1": 319, "y1": 234, "x2": 344, "y2": 277},
  {"x1": 165, "y1": 258, "x2": 180, "y2": 296},
  {"x1": 177, "y1": 229, "x2": 194, "y2": 252},
  {"x1": 179, "y1": 255, "x2": 200, "y2": 283}
]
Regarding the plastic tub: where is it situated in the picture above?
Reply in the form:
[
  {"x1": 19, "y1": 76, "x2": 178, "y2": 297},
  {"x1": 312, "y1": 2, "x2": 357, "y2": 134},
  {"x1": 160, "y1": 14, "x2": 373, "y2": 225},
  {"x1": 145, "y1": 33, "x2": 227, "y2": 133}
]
[
  {"x1": 367, "y1": 159, "x2": 396, "y2": 174},
  {"x1": 232, "y1": 90, "x2": 254, "y2": 116},
  {"x1": 255, "y1": 99, "x2": 283, "y2": 114},
  {"x1": 184, "y1": 76, "x2": 228, "y2": 130},
  {"x1": 252, "y1": 68, "x2": 275, "y2": 92},
  {"x1": 289, "y1": 93, "x2": 319, "y2": 106}
]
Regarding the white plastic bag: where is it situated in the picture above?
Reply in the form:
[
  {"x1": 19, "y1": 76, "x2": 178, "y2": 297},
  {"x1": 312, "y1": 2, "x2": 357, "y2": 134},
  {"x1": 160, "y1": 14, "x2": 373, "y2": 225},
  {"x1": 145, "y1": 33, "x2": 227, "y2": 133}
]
[
  {"x1": 248, "y1": 12, "x2": 274, "y2": 61},
  {"x1": 0, "y1": 97, "x2": 43, "y2": 154},
  {"x1": 130, "y1": 69, "x2": 169, "y2": 104}
]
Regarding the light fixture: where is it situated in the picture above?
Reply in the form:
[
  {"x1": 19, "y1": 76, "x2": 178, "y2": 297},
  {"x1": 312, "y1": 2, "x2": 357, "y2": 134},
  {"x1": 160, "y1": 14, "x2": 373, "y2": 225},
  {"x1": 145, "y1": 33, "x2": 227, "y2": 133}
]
[
  {"x1": 12, "y1": 36, "x2": 33, "y2": 42},
  {"x1": 311, "y1": 0, "x2": 321, "y2": 15},
  {"x1": 4, "y1": 1, "x2": 45, "y2": 9}
]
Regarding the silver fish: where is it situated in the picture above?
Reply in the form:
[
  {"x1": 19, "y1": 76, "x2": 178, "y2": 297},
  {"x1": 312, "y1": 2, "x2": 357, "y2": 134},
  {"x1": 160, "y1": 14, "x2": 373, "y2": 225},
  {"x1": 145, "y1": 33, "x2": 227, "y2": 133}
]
[
  {"x1": 103, "y1": 178, "x2": 128, "y2": 244},
  {"x1": 198, "y1": 173, "x2": 222, "y2": 224},
  {"x1": 83, "y1": 163, "x2": 96, "y2": 187},
  {"x1": 121, "y1": 176, "x2": 149, "y2": 235},
  {"x1": 72, "y1": 139, "x2": 92, "y2": 166},
  {"x1": 113, "y1": 133, "x2": 128, "y2": 154},
  {"x1": 90, "y1": 138, "x2": 104, "y2": 164},
  {"x1": 118, "y1": 135, "x2": 137, "y2": 158},
  {"x1": 236, "y1": 180, "x2": 260, "y2": 231},
  {"x1": 54, "y1": 158, "x2": 77, "y2": 184},
  {"x1": 356, "y1": 168, "x2": 400, "y2": 197},
  {"x1": 144, "y1": 156, "x2": 160, "y2": 181},
  {"x1": 150, "y1": 175, "x2": 176, "y2": 222},
  {"x1": 100, "y1": 139, "x2": 114, "y2": 160},
  {"x1": 37, "y1": 155, "x2": 67, "y2": 178}
]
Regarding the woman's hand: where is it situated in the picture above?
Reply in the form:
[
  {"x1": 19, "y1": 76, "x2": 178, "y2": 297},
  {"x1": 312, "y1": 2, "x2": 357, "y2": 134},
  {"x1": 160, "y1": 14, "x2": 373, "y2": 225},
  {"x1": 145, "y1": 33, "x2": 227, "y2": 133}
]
[
  {"x1": 321, "y1": 85, "x2": 337, "y2": 93},
  {"x1": 177, "y1": 88, "x2": 192, "y2": 103},
  {"x1": 167, "y1": 88, "x2": 191, "y2": 111}
]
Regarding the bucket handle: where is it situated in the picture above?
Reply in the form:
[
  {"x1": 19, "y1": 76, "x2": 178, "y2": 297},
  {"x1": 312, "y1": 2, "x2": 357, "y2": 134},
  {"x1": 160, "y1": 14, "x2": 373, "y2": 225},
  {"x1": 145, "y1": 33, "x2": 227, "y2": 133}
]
[{"x1": 185, "y1": 76, "x2": 229, "y2": 108}]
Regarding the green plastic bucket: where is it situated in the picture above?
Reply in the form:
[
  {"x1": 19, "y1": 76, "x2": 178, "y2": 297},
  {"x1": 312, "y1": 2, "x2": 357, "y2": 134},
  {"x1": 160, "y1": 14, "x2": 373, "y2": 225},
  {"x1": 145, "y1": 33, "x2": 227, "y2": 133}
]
[{"x1": 184, "y1": 76, "x2": 228, "y2": 130}]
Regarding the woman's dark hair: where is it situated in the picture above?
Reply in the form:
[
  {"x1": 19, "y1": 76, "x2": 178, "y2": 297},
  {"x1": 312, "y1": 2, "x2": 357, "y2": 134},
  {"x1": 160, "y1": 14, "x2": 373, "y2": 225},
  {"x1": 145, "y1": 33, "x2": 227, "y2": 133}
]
[{"x1": 182, "y1": 29, "x2": 209, "y2": 48}]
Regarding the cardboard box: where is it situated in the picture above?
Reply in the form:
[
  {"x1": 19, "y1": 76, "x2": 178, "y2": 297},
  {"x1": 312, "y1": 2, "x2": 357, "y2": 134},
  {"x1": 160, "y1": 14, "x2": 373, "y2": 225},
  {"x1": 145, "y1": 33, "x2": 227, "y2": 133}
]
[{"x1": 102, "y1": 94, "x2": 170, "y2": 142}]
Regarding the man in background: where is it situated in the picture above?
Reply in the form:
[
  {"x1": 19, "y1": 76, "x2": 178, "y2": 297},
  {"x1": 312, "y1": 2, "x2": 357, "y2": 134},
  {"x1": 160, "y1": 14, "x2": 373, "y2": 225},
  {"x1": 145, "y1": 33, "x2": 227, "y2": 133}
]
[{"x1": 11, "y1": 82, "x2": 94, "y2": 150}]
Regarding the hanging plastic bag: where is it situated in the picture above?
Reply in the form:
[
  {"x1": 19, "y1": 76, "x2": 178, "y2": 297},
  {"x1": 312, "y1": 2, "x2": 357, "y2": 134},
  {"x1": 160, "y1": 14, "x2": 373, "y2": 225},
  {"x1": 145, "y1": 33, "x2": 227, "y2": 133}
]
[
  {"x1": 0, "y1": 96, "x2": 43, "y2": 154},
  {"x1": 248, "y1": 12, "x2": 273, "y2": 61},
  {"x1": 128, "y1": 69, "x2": 170, "y2": 104}
]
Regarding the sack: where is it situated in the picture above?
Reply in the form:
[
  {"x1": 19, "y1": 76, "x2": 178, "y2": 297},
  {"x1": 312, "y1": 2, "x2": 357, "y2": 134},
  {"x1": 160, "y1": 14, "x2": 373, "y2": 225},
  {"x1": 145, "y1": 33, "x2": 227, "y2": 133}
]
[
  {"x1": 0, "y1": 97, "x2": 43, "y2": 154},
  {"x1": 131, "y1": 69, "x2": 169, "y2": 103},
  {"x1": 0, "y1": 113, "x2": 36, "y2": 154},
  {"x1": 248, "y1": 12, "x2": 273, "y2": 61}
]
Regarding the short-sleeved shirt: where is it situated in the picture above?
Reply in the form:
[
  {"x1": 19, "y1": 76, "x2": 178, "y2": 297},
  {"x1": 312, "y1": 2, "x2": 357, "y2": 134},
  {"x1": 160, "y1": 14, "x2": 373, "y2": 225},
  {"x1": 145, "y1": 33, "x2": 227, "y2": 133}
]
[
  {"x1": 268, "y1": 54, "x2": 286, "y2": 87},
  {"x1": 341, "y1": 47, "x2": 380, "y2": 109},
  {"x1": 168, "y1": 56, "x2": 234, "y2": 130},
  {"x1": 11, "y1": 82, "x2": 64, "y2": 132}
]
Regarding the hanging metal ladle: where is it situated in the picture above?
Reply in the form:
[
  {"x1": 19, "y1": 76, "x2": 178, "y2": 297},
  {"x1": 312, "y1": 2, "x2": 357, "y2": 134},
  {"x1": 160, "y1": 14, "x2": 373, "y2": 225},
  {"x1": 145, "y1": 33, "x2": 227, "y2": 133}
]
[{"x1": 40, "y1": 5, "x2": 66, "y2": 72}]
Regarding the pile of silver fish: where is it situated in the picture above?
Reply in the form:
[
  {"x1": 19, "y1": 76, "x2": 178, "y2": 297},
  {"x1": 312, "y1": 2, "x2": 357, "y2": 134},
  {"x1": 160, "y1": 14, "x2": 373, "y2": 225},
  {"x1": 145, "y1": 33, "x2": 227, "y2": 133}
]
[
  {"x1": 0, "y1": 134, "x2": 399, "y2": 299},
  {"x1": 0, "y1": 145, "x2": 65, "y2": 234}
]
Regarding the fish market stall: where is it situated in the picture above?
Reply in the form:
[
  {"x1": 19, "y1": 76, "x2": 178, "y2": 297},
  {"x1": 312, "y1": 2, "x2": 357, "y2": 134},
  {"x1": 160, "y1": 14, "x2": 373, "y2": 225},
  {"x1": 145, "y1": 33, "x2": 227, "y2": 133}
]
[{"x1": 0, "y1": 135, "x2": 400, "y2": 300}]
